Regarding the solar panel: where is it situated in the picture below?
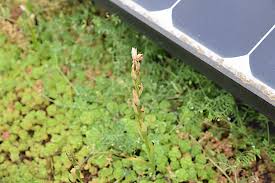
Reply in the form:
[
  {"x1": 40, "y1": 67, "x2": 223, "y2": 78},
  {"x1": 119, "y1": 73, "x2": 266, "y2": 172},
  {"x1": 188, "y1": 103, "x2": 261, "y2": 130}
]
[{"x1": 94, "y1": 0, "x2": 275, "y2": 120}]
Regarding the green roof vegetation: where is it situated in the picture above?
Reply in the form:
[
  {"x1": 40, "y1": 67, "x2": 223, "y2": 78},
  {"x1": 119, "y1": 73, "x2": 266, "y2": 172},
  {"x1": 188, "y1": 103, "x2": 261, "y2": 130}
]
[{"x1": 0, "y1": 1, "x2": 274, "y2": 182}]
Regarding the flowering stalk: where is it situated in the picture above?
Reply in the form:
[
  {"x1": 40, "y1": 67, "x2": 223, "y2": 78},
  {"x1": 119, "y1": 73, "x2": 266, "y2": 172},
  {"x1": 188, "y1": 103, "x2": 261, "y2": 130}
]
[{"x1": 131, "y1": 48, "x2": 155, "y2": 174}]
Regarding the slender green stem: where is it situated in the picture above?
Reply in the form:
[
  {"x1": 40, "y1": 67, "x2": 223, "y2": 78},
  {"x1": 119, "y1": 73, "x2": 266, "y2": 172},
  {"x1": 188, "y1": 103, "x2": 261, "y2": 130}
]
[{"x1": 135, "y1": 83, "x2": 155, "y2": 173}]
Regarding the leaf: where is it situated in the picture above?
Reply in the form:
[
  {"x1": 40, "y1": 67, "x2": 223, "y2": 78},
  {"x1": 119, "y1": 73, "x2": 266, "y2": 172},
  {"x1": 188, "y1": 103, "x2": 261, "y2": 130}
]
[{"x1": 168, "y1": 146, "x2": 181, "y2": 159}]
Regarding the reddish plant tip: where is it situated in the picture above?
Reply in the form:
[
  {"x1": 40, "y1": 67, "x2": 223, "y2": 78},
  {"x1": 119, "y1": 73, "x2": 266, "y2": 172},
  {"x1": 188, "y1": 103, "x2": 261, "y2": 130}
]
[{"x1": 2, "y1": 131, "x2": 10, "y2": 140}]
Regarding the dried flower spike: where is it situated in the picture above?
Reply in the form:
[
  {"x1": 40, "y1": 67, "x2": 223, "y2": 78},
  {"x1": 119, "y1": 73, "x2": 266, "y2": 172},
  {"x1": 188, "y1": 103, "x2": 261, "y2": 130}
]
[
  {"x1": 131, "y1": 47, "x2": 137, "y2": 60},
  {"x1": 132, "y1": 47, "x2": 143, "y2": 62},
  {"x1": 130, "y1": 47, "x2": 155, "y2": 175}
]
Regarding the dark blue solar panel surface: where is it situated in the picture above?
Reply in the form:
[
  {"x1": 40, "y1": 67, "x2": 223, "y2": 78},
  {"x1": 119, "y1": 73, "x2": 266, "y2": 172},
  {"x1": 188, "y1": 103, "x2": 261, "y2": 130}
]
[
  {"x1": 133, "y1": 0, "x2": 275, "y2": 58},
  {"x1": 172, "y1": 0, "x2": 275, "y2": 57},
  {"x1": 133, "y1": 0, "x2": 275, "y2": 85},
  {"x1": 134, "y1": 0, "x2": 177, "y2": 11},
  {"x1": 250, "y1": 29, "x2": 275, "y2": 89}
]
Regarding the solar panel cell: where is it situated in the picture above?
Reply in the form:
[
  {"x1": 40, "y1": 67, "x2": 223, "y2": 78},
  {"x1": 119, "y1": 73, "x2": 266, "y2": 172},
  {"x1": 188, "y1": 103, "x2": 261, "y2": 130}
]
[
  {"x1": 250, "y1": 29, "x2": 275, "y2": 89},
  {"x1": 172, "y1": 0, "x2": 275, "y2": 57}
]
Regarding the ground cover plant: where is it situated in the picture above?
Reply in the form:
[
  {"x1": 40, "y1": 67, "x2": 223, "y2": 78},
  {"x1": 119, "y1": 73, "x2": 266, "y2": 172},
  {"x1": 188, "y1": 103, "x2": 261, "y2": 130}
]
[{"x1": 0, "y1": 0, "x2": 274, "y2": 182}]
